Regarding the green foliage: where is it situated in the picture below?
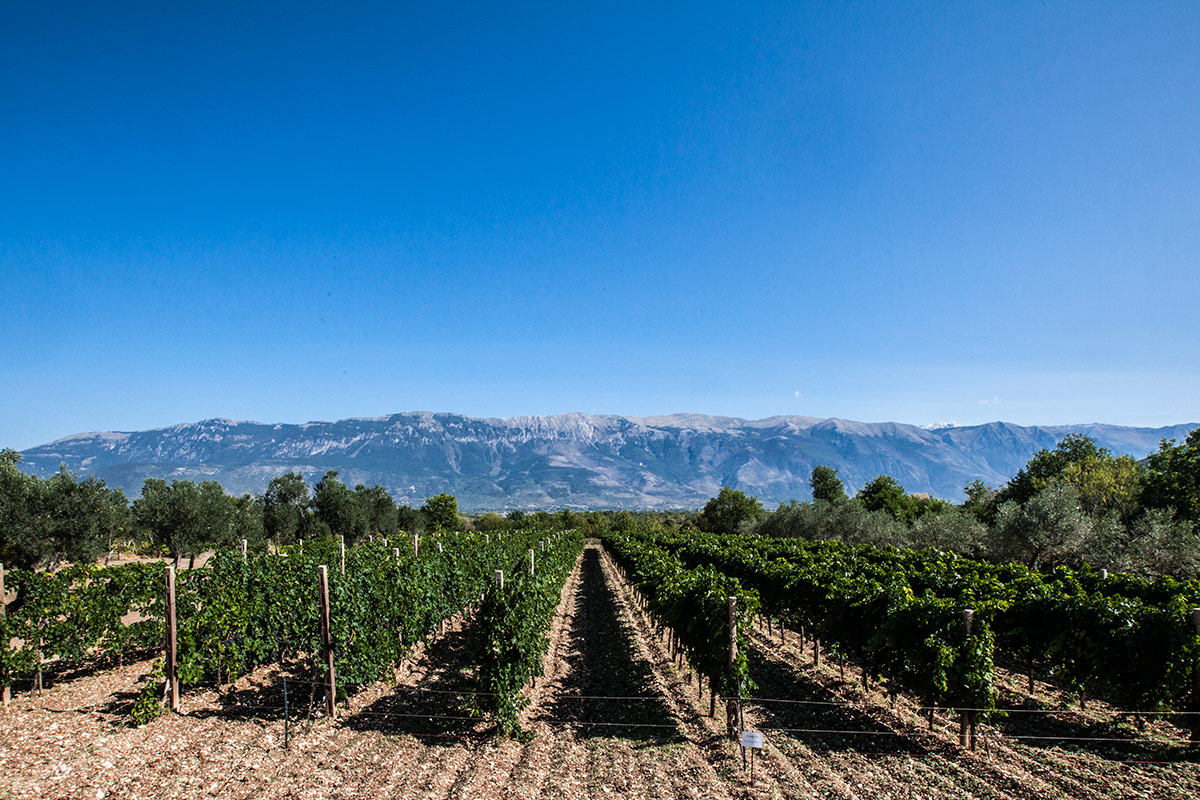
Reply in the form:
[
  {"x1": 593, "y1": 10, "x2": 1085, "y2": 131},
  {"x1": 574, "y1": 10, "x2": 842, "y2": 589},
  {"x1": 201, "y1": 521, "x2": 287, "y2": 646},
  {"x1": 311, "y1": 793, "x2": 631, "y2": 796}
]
[
  {"x1": 133, "y1": 478, "x2": 209, "y2": 567},
  {"x1": 354, "y1": 483, "x2": 398, "y2": 537},
  {"x1": 989, "y1": 482, "x2": 1089, "y2": 569},
  {"x1": 857, "y1": 475, "x2": 915, "y2": 523},
  {"x1": 1, "y1": 454, "x2": 127, "y2": 571},
  {"x1": 640, "y1": 528, "x2": 995, "y2": 713},
  {"x1": 1001, "y1": 434, "x2": 1142, "y2": 519},
  {"x1": 697, "y1": 487, "x2": 764, "y2": 535},
  {"x1": 477, "y1": 531, "x2": 585, "y2": 737},
  {"x1": 642, "y1": 526, "x2": 1200, "y2": 718},
  {"x1": 314, "y1": 471, "x2": 365, "y2": 543},
  {"x1": 396, "y1": 504, "x2": 426, "y2": 535},
  {"x1": 0, "y1": 561, "x2": 165, "y2": 692},
  {"x1": 421, "y1": 493, "x2": 461, "y2": 531},
  {"x1": 262, "y1": 472, "x2": 311, "y2": 545},
  {"x1": 474, "y1": 512, "x2": 512, "y2": 532},
  {"x1": 960, "y1": 480, "x2": 995, "y2": 522},
  {"x1": 810, "y1": 465, "x2": 847, "y2": 503},
  {"x1": 602, "y1": 531, "x2": 758, "y2": 701},
  {"x1": 1142, "y1": 429, "x2": 1200, "y2": 525},
  {"x1": 0, "y1": 450, "x2": 53, "y2": 569},
  {"x1": 130, "y1": 657, "x2": 166, "y2": 725}
]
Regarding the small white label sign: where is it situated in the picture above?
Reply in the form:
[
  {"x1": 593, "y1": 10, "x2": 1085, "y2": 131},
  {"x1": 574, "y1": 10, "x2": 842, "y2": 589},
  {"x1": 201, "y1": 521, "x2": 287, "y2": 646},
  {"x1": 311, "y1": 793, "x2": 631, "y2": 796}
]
[{"x1": 740, "y1": 731, "x2": 763, "y2": 749}]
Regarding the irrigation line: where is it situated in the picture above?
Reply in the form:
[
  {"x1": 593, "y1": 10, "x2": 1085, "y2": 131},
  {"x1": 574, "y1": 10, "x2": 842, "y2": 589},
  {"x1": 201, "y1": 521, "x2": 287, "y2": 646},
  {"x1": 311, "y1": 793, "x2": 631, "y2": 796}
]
[
  {"x1": 199, "y1": 696, "x2": 1196, "y2": 747},
  {"x1": 745, "y1": 695, "x2": 1200, "y2": 718}
]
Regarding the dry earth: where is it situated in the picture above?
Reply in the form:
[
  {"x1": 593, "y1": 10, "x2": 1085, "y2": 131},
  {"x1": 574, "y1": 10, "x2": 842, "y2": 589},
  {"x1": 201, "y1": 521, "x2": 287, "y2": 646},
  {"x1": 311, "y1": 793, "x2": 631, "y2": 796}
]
[{"x1": 2, "y1": 541, "x2": 1198, "y2": 799}]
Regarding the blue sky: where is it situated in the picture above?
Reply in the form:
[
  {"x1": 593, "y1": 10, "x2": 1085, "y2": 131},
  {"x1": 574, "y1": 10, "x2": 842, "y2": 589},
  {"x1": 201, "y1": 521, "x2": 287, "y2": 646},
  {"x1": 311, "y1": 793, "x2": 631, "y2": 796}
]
[{"x1": 3, "y1": 1, "x2": 1199, "y2": 450}]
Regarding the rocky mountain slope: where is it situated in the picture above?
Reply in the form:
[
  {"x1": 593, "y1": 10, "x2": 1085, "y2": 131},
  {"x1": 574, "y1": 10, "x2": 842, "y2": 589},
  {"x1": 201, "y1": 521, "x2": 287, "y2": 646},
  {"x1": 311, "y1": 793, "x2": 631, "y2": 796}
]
[{"x1": 18, "y1": 412, "x2": 1196, "y2": 510}]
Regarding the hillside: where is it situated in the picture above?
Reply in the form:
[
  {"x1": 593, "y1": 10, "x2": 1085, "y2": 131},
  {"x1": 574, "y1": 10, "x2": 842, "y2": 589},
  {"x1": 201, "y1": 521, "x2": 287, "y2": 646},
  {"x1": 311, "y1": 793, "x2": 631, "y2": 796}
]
[{"x1": 18, "y1": 412, "x2": 1196, "y2": 509}]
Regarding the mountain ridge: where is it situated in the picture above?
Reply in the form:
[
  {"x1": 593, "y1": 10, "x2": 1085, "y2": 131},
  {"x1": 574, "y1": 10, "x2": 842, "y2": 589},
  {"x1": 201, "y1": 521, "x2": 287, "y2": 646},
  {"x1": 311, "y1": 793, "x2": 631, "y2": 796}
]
[{"x1": 18, "y1": 412, "x2": 1197, "y2": 511}]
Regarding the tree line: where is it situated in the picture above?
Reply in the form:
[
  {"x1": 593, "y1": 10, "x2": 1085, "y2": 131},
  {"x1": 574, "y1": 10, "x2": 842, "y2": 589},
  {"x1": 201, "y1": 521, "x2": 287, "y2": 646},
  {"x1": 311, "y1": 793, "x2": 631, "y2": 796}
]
[
  {"x1": 0, "y1": 450, "x2": 677, "y2": 573},
  {"x1": 0, "y1": 454, "x2": 475, "y2": 571},
  {"x1": 4, "y1": 428, "x2": 1196, "y2": 579},
  {"x1": 697, "y1": 431, "x2": 1200, "y2": 580}
]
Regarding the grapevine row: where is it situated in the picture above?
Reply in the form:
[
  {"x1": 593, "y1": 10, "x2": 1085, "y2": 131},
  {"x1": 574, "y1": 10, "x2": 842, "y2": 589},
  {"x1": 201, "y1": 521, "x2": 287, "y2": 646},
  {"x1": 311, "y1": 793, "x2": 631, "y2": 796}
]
[
  {"x1": 1, "y1": 530, "x2": 549, "y2": 719},
  {"x1": 600, "y1": 530, "x2": 759, "y2": 723},
  {"x1": 476, "y1": 530, "x2": 586, "y2": 736},
  {"x1": 640, "y1": 529, "x2": 1200, "y2": 732}
]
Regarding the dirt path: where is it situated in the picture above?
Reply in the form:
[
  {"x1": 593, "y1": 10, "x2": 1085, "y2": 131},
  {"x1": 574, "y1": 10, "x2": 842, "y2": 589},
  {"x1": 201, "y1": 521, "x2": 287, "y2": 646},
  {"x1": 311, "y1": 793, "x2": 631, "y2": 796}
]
[{"x1": 3, "y1": 541, "x2": 1199, "y2": 799}]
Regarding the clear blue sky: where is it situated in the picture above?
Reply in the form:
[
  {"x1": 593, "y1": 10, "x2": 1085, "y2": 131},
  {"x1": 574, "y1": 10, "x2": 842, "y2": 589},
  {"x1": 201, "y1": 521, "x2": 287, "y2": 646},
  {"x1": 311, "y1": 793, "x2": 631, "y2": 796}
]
[{"x1": 3, "y1": 1, "x2": 1199, "y2": 450}]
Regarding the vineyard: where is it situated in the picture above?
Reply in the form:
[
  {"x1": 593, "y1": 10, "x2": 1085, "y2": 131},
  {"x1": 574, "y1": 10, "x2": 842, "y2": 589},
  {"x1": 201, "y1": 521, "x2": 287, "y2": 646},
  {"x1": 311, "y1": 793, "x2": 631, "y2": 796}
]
[{"x1": 2, "y1": 530, "x2": 1200, "y2": 799}]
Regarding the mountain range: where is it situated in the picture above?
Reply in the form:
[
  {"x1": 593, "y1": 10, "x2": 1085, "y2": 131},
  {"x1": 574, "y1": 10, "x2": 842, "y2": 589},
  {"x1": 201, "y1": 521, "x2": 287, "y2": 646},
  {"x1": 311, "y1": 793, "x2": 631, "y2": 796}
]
[{"x1": 17, "y1": 412, "x2": 1197, "y2": 511}]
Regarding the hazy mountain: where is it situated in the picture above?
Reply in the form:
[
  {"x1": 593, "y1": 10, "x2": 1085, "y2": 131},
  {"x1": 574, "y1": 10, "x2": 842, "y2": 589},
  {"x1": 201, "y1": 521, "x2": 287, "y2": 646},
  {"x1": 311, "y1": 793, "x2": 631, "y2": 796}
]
[{"x1": 17, "y1": 412, "x2": 1197, "y2": 511}]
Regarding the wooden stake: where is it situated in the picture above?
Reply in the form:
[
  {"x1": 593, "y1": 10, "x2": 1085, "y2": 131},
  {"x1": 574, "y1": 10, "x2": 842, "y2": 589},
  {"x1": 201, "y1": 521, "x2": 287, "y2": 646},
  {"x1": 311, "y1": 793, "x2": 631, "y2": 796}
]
[
  {"x1": 318, "y1": 566, "x2": 336, "y2": 719},
  {"x1": 528, "y1": 549, "x2": 535, "y2": 576},
  {"x1": 0, "y1": 562, "x2": 7, "y2": 707},
  {"x1": 392, "y1": 547, "x2": 400, "y2": 560},
  {"x1": 412, "y1": 533, "x2": 419, "y2": 557},
  {"x1": 1191, "y1": 608, "x2": 1200, "y2": 742},
  {"x1": 165, "y1": 566, "x2": 179, "y2": 712},
  {"x1": 727, "y1": 597, "x2": 740, "y2": 740},
  {"x1": 960, "y1": 608, "x2": 975, "y2": 749},
  {"x1": 339, "y1": 541, "x2": 346, "y2": 575},
  {"x1": 241, "y1": 539, "x2": 247, "y2": 560},
  {"x1": 495, "y1": 570, "x2": 504, "y2": 591}
]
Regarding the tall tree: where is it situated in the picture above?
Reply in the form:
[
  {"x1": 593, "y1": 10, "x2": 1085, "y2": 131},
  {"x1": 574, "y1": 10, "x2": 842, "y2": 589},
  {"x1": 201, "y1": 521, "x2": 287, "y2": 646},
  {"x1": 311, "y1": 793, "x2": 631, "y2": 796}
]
[
  {"x1": 0, "y1": 449, "x2": 52, "y2": 570},
  {"x1": 133, "y1": 478, "x2": 204, "y2": 568},
  {"x1": 262, "y1": 471, "x2": 310, "y2": 545},
  {"x1": 960, "y1": 480, "x2": 995, "y2": 521},
  {"x1": 1000, "y1": 434, "x2": 1141, "y2": 517},
  {"x1": 313, "y1": 471, "x2": 362, "y2": 541},
  {"x1": 698, "y1": 486, "x2": 764, "y2": 535},
  {"x1": 1142, "y1": 429, "x2": 1200, "y2": 524},
  {"x1": 231, "y1": 493, "x2": 265, "y2": 550},
  {"x1": 396, "y1": 504, "x2": 426, "y2": 535},
  {"x1": 857, "y1": 475, "x2": 914, "y2": 523},
  {"x1": 354, "y1": 483, "x2": 398, "y2": 538},
  {"x1": 988, "y1": 482, "x2": 1089, "y2": 569},
  {"x1": 196, "y1": 480, "x2": 236, "y2": 550},
  {"x1": 810, "y1": 465, "x2": 847, "y2": 503},
  {"x1": 421, "y1": 493, "x2": 460, "y2": 531},
  {"x1": 44, "y1": 468, "x2": 126, "y2": 566}
]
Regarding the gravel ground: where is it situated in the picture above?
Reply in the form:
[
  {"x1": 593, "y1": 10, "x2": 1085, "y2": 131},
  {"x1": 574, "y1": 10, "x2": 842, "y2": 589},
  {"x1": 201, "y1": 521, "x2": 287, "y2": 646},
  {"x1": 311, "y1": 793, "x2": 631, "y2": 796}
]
[{"x1": 2, "y1": 541, "x2": 1197, "y2": 799}]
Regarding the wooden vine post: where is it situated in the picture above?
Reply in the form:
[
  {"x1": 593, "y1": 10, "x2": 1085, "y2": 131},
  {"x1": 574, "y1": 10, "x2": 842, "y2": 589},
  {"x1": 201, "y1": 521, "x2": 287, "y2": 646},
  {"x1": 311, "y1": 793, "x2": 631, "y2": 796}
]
[
  {"x1": 1192, "y1": 608, "x2": 1200, "y2": 742},
  {"x1": 727, "y1": 596, "x2": 741, "y2": 741},
  {"x1": 412, "y1": 533, "x2": 419, "y2": 558},
  {"x1": 339, "y1": 540, "x2": 346, "y2": 575},
  {"x1": 528, "y1": 549, "x2": 535, "y2": 576},
  {"x1": 1, "y1": 562, "x2": 8, "y2": 707},
  {"x1": 241, "y1": 539, "x2": 247, "y2": 561},
  {"x1": 164, "y1": 565, "x2": 179, "y2": 712},
  {"x1": 960, "y1": 608, "x2": 975, "y2": 749},
  {"x1": 392, "y1": 547, "x2": 400, "y2": 561},
  {"x1": 318, "y1": 566, "x2": 336, "y2": 719},
  {"x1": 495, "y1": 570, "x2": 504, "y2": 591}
]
